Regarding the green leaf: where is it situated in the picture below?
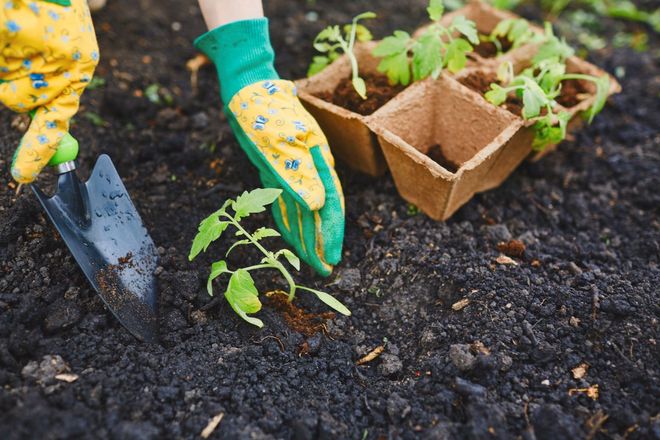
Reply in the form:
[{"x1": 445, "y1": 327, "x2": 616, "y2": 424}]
[
  {"x1": 521, "y1": 78, "x2": 549, "y2": 119},
  {"x1": 253, "y1": 227, "x2": 281, "y2": 241},
  {"x1": 232, "y1": 188, "x2": 282, "y2": 220},
  {"x1": 144, "y1": 84, "x2": 161, "y2": 104},
  {"x1": 587, "y1": 75, "x2": 610, "y2": 123},
  {"x1": 451, "y1": 15, "x2": 480, "y2": 45},
  {"x1": 445, "y1": 38, "x2": 472, "y2": 73},
  {"x1": 352, "y1": 76, "x2": 368, "y2": 99},
  {"x1": 308, "y1": 55, "x2": 330, "y2": 77},
  {"x1": 427, "y1": 0, "x2": 445, "y2": 21},
  {"x1": 207, "y1": 260, "x2": 230, "y2": 296},
  {"x1": 350, "y1": 23, "x2": 373, "y2": 42},
  {"x1": 532, "y1": 111, "x2": 570, "y2": 151},
  {"x1": 492, "y1": 18, "x2": 514, "y2": 39},
  {"x1": 354, "y1": 11, "x2": 377, "y2": 21},
  {"x1": 496, "y1": 61, "x2": 514, "y2": 84},
  {"x1": 298, "y1": 286, "x2": 351, "y2": 316},
  {"x1": 377, "y1": 52, "x2": 411, "y2": 86},
  {"x1": 372, "y1": 31, "x2": 411, "y2": 58},
  {"x1": 412, "y1": 32, "x2": 443, "y2": 81},
  {"x1": 485, "y1": 84, "x2": 508, "y2": 105},
  {"x1": 225, "y1": 269, "x2": 263, "y2": 328},
  {"x1": 315, "y1": 26, "x2": 341, "y2": 46},
  {"x1": 276, "y1": 249, "x2": 301, "y2": 271},
  {"x1": 189, "y1": 217, "x2": 230, "y2": 261},
  {"x1": 226, "y1": 239, "x2": 250, "y2": 257}
]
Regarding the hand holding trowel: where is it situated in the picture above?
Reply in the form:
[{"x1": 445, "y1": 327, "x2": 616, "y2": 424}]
[{"x1": 1, "y1": 0, "x2": 158, "y2": 342}]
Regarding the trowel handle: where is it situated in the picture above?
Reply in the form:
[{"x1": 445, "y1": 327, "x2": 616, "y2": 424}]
[{"x1": 48, "y1": 133, "x2": 80, "y2": 167}]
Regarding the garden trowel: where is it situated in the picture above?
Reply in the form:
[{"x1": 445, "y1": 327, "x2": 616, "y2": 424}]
[{"x1": 31, "y1": 134, "x2": 159, "y2": 343}]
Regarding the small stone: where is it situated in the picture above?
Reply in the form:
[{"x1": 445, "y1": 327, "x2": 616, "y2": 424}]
[
  {"x1": 454, "y1": 377, "x2": 487, "y2": 397},
  {"x1": 386, "y1": 392, "x2": 411, "y2": 422},
  {"x1": 335, "y1": 268, "x2": 361, "y2": 292},
  {"x1": 191, "y1": 111, "x2": 209, "y2": 129},
  {"x1": 499, "y1": 354, "x2": 513, "y2": 372},
  {"x1": 449, "y1": 344, "x2": 476, "y2": 372},
  {"x1": 378, "y1": 354, "x2": 403, "y2": 376},
  {"x1": 43, "y1": 299, "x2": 82, "y2": 333},
  {"x1": 22, "y1": 355, "x2": 70, "y2": 385},
  {"x1": 485, "y1": 224, "x2": 512, "y2": 242}
]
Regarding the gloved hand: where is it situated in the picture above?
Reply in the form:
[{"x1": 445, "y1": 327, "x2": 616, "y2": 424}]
[
  {"x1": 195, "y1": 19, "x2": 344, "y2": 276},
  {"x1": 0, "y1": 0, "x2": 99, "y2": 183}
]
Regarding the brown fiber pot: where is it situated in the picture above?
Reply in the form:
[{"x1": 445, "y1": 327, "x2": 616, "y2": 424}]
[
  {"x1": 295, "y1": 42, "x2": 392, "y2": 176},
  {"x1": 369, "y1": 74, "x2": 525, "y2": 221}
]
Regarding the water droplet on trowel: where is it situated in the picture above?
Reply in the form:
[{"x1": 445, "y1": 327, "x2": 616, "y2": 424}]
[{"x1": 95, "y1": 209, "x2": 103, "y2": 217}]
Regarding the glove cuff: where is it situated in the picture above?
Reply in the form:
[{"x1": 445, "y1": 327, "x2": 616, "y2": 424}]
[{"x1": 194, "y1": 18, "x2": 279, "y2": 104}]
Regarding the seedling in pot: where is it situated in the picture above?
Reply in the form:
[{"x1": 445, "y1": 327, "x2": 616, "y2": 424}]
[
  {"x1": 485, "y1": 56, "x2": 610, "y2": 150},
  {"x1": 480, "y1": 18, "x2": 542, "y2": 56},
  {"x1": 308, "y1": 11, "x2": 377, "y2": 98},
  {"x1": 189, "y1": 188, "x2": 351, "y2": 328},
  {"x1": 372, "y1": 0, "x2": 479, "y2": 85}
]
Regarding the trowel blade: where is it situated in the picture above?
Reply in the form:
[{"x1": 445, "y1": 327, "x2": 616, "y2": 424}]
[{"x1": 32, "y1": 154, "x2": 159, "y2": 343}]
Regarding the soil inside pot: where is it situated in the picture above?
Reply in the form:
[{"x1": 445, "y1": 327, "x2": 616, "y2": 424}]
[
  {"x1": 266, "y1": 291, "x2": 335, "y2": 337},
  {"x1": 473, "y1": 36, "x2": 513, "y2": 58},
  {"x1": 426, "y1": 144, "x2": 461, "y2": 173},
  {"x1": 556, "y1": 78, "x2": 589, "y2": 108},
  {"x1": 316, "y1": 73, "x2": 406, "y2": 116},
  {"x1": 459, "y1": 72, "x2": 524, "y2": 117}
]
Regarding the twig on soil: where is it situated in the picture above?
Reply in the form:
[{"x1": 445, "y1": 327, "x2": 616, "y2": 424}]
[
  {"x1": 200, "y1": 412, "x2": 224, "y2": 439},
  {"x1": 586, "y1": 411, "x2": 609, "y2": 440},
  {"x1": 200, "y1": 296, "x2": 223, "y2": 311},
  {"x1": 356, "y1": 346, "x2": 384, "y2": 365}
]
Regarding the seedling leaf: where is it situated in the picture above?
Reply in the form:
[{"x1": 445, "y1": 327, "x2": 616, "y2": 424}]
[
  {"x1": 233, "y1": 188, "x2": 282, "y2": 220},
  {"x1": 352, "y1": 77, "x2": 368, "y2": 99},
  {"x1": 427, "y1": 0, "x2": 445, "y2": 21},
  {"x1": 308, "y1": 56, "x2": 330, "y2": 77},
  {"x1": 207, "y1": 260, "x2": 229, "y2": 295},
  {"x1": 298, "y1": 286, "x2": 351, "y2": 316},
  {"x1": 412, "y1": 32, "x2": 443, "y2": 80},
  {"x1": 588, "y1": 75, "x2": 610, "y2": 123},
  {"x1": 452, "y1": 15, "x2": 480, "y2": 45},
  {"x1": 373, "y1": 31, "x2": 411, "y2": 57},
  {"x1": 446, "y1": 38, "x2": 473, "y2": 73},
  {"x1": 225, "y1": 269, "x2": 263, "y2": 327},
  {"x1": 253, "y1": 227, "x2": 281, "y2": 241},
  {"x1": 377, "y1": 51, "x2": 411, "y2": 86},
  {"x1": 485, "y1": 84, "x2": 508, "y2": 106},
  {"x1": 277, "y1": 249, "x2": 301, "y2": 271},
  {"x1": 226, "y1": 239, "x2": 250, "y2": 257},
  {"x1": 189, "y1": 218, "x2": 230, "y2": 260}
]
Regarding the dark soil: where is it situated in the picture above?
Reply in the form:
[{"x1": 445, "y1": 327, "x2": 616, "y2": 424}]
[
  {"x1": 426, "y1": 144, "x2": 461, "y2": 173},
  {"x1": 1, "y1": 1, "x2": 659, "y2": 439},
  {"x1": 473, "y1": 36, "x2": 513, "y2": 58},
  {"x1": 317, "y1": 72, "x2": 406, "y2": 116},
  {"x1": 557, "y1": 78, "x2": 590, "y2": 108}
]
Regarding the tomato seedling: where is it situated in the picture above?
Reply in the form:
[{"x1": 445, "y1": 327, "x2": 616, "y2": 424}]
[
  {"x1": 372, "y1": 0, "x2": 479, "y2": 86},
  {"x1": 308, "y1": 12, "x2": 376, "y2": 99},
  {"x1": 189, "y1": 188, "x2": 351, "y2": 328},
  {"x1": 486, "y1": 55, "x2": 609, "y2": 150},
  {"x1": 483, "y1": 18, "x2": 543, "y2": 54}
]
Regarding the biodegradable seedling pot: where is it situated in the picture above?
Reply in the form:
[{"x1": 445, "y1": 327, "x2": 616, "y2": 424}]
[
  {"x1": 296, "y1": 42, "x2": 403, "y2": 177},
  {"x1": 369, "y1": 75, "x2": 526, "y2": 221},
  {"x1": 414, "y1": 0, "x2": 544, "y2": 69}
]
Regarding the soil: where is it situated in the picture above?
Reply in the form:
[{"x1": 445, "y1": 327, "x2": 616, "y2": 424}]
[
  {"x1": 459, "y1": 71, "x2": 526, "y2": 117},
  {"x1": 1, "y1": 1, "x2": 658, "y2": 439},
  {"x1": 426, "y1": 144, "x2": 461, "y2": 173},
  {"x1": 557, "y1": 78, "x2": 590, "y2": 108},
  {"x1": 316, "y1": 73, "x2": 406, "y2": 116},
  {"x1": 473, "y1": 36, "x2": 513, "y2": 58}
]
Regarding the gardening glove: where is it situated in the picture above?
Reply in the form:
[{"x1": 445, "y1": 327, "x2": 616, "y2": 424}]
[
  {"x1": 0, "y1": 0, "x2": 99, "y2": 183},
  {"x1": 194, "y1": 18, "x2": 345, "y2": 277}
]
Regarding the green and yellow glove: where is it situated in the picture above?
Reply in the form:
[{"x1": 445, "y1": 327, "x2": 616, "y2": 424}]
[
  {"x1": 0, "y1": 0, "x2": 98, "y2": 183},
  {"x1": 195, "y1": 19, "x2": 345, "y2": 276}
]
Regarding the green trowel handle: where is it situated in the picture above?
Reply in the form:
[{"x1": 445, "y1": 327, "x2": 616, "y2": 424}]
[{"x1": 48, "y1": 133, "x2": 79, "y2": 167}]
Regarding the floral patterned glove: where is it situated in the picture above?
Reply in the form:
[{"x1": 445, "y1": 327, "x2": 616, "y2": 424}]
[
  {"x1": 0, "y1": 0, "x2": 99, "y2": 183},
  {"x1": 195, "y1": 19, "x2": 345, "y2": 276}
]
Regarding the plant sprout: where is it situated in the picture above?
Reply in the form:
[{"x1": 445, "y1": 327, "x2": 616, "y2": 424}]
[
  {"x1": 486, "y1": 56, "x2": 609, "y2": 150},
  {"x1": 485, "y1": 18, "x2": 543, "y2": 54},
  {"x1": 189, "y1": 188, "x2": 351, "y2": 328},
  {"x1": 308, "y1": 12, "x2": 377, "y2": 99},
  {"x1": 372, "y1": 0, "x2": 479, "y2": 86}
]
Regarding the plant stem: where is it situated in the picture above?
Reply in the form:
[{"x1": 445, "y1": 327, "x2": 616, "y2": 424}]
[
  {"x1": 221, "y1": 213, "x2": 297, "y2": 301},
  {"x1": 561, "y1": 73, "x2": 598, "y2": 84}
]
